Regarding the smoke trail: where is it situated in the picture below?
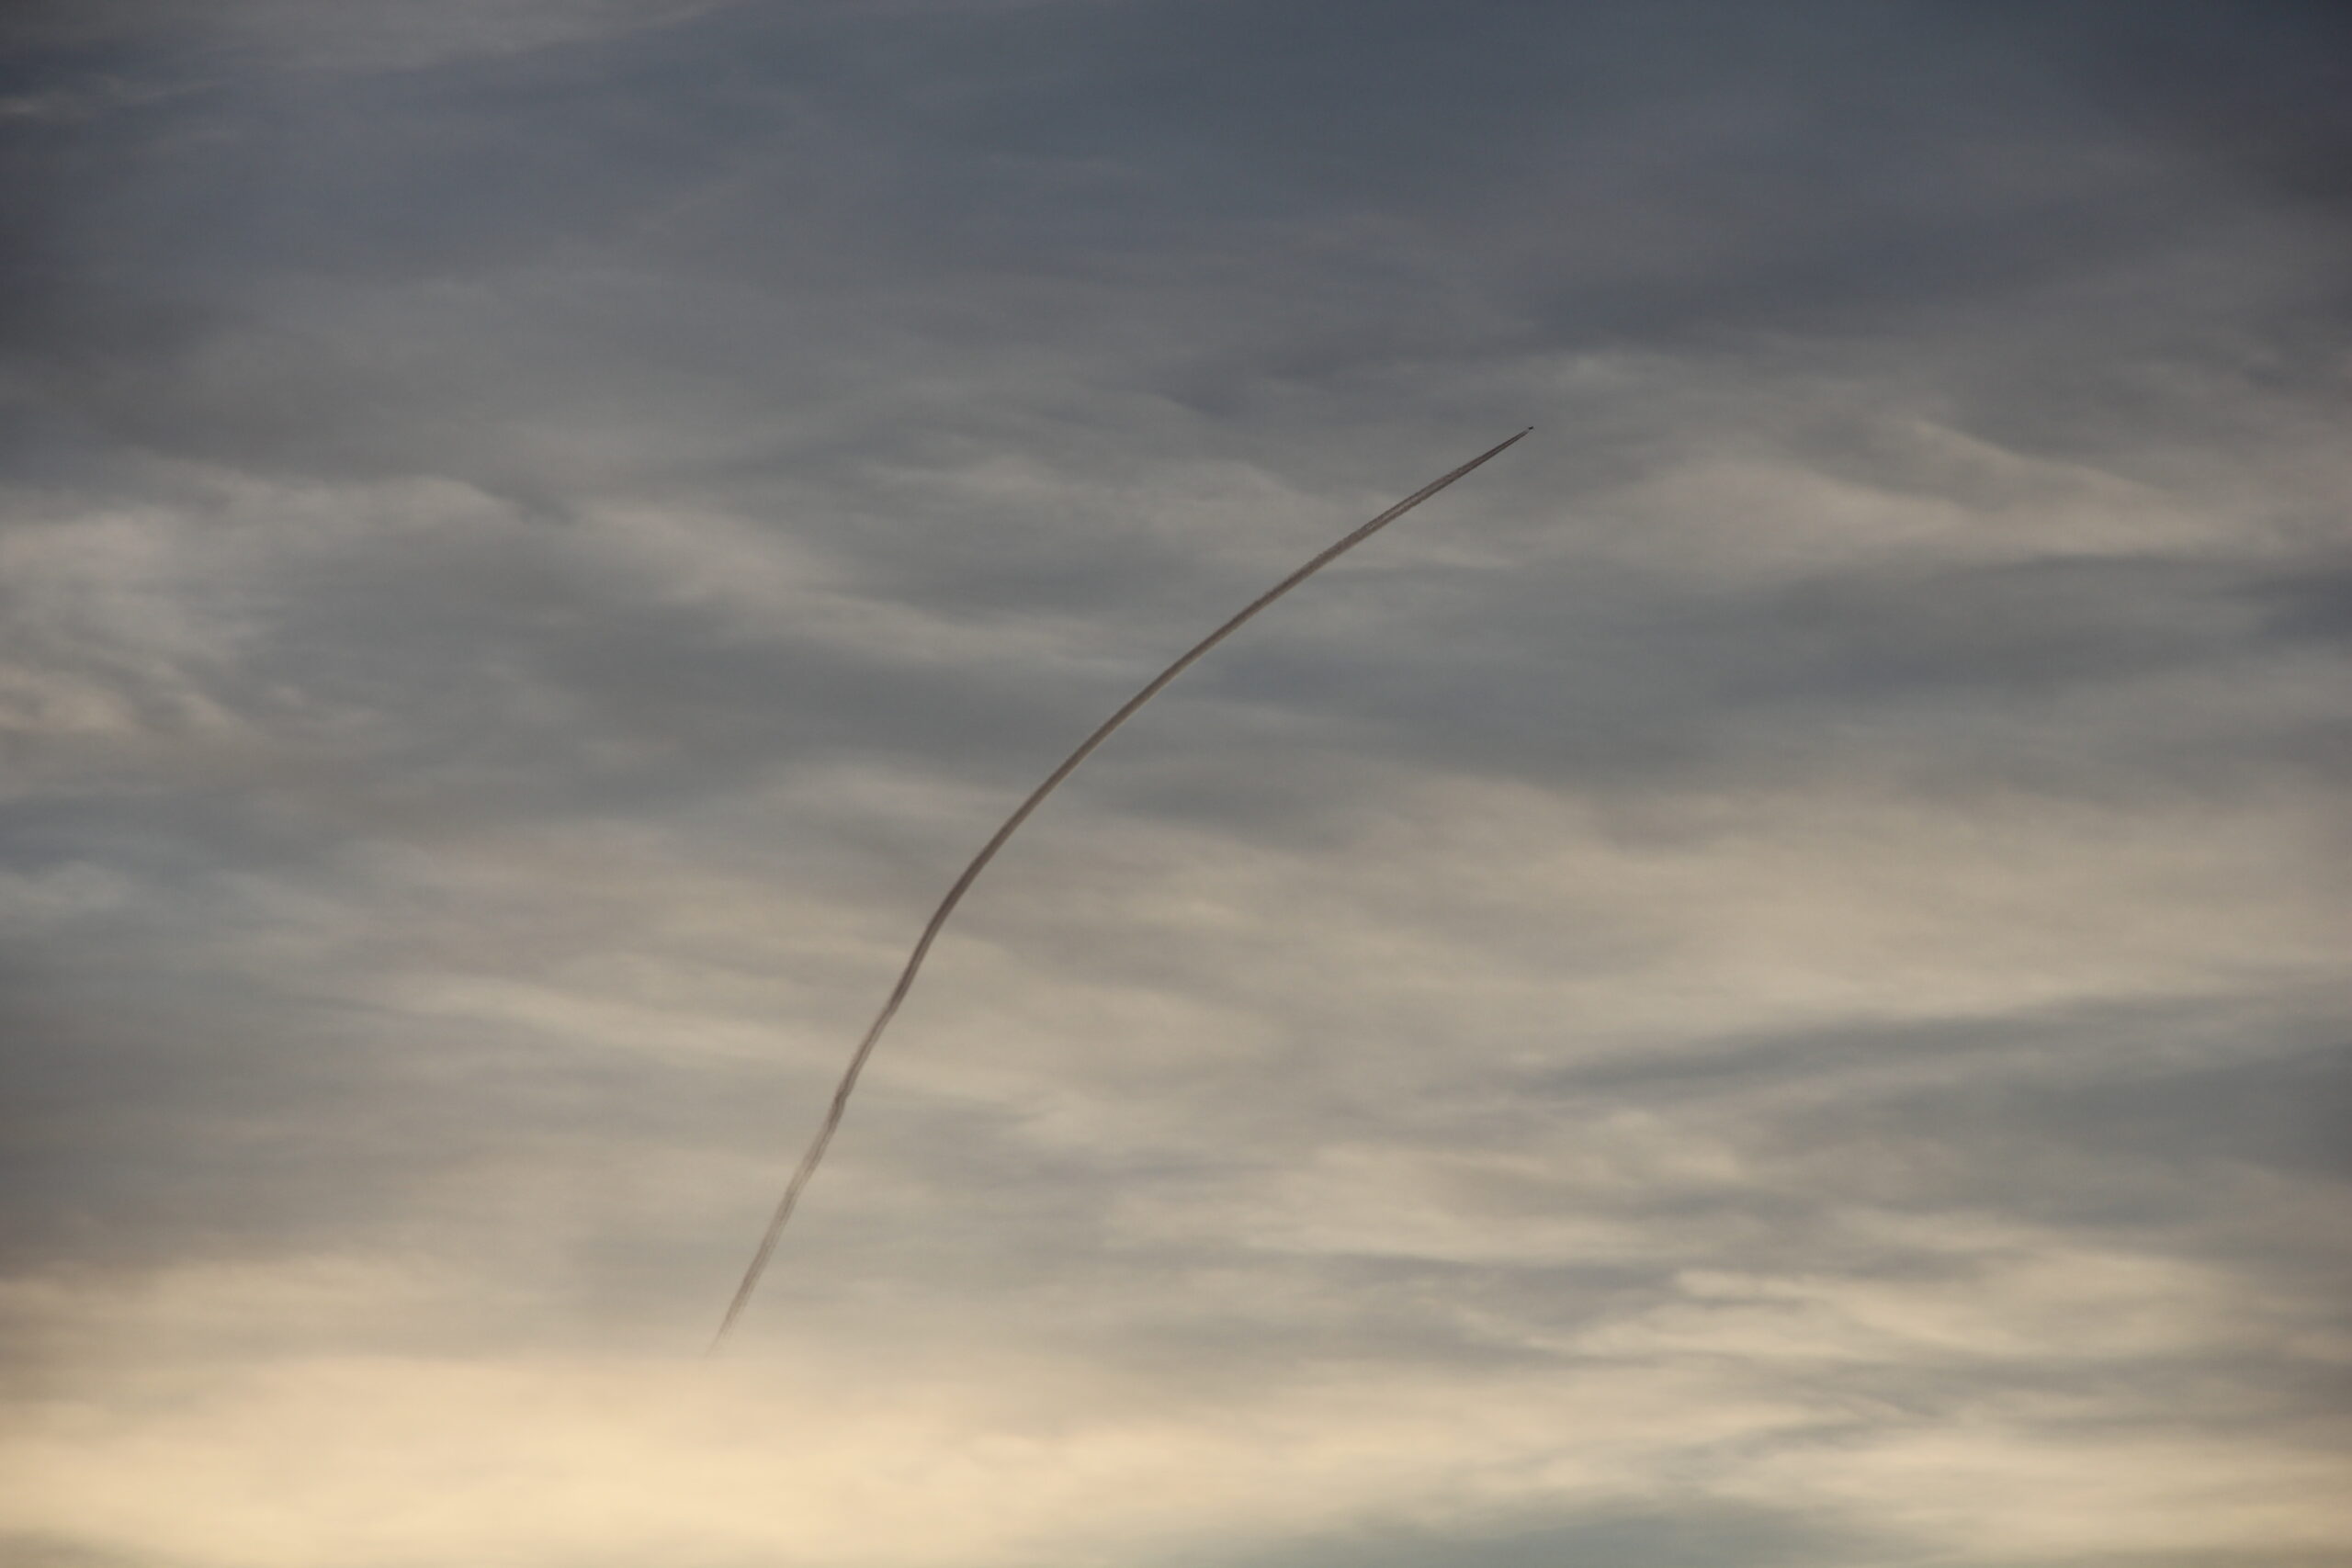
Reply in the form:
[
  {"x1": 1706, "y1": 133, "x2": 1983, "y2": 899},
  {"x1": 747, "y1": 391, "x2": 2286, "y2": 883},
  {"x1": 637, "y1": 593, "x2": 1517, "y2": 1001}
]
[{"x1": 711, "y1": 428, "x2": 1532, "y2": 1350}]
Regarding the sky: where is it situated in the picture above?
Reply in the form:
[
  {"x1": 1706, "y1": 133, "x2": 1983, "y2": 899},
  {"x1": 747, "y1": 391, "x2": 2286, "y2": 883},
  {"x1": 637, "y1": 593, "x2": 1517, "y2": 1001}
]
[{"x1": 2, "y1": 2, "x2": 2348, "y2": 1565}]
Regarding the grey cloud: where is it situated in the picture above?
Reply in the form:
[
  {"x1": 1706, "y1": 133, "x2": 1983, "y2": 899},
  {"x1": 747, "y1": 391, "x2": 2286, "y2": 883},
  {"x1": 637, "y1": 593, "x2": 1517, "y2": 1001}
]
[
  {"x1": 16, "y1": 0, "x2": 2343, "y2": 488},
  {"x1": 4, "y1": 2, "x2": 2348, "y2": 1565},
  {"x1": 0, "y1": 1536, "x2": 172, "y2": 1568},
  {"x1": 1224, "y1": 1498, "x2": 1894, "y2": 1568}
]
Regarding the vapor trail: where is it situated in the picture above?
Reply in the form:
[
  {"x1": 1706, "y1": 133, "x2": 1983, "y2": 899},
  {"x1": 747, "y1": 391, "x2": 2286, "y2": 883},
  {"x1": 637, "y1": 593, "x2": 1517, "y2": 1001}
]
[{"x1": 711, "y1": 427, "x2": 1532, "y2": 1350}]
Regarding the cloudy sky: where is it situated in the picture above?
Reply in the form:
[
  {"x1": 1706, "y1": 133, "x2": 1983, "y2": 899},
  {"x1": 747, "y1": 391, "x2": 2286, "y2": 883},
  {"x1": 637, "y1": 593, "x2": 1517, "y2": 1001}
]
[{"x1": 4, "y1": 2, "x2": 2349, "y2": 1564}]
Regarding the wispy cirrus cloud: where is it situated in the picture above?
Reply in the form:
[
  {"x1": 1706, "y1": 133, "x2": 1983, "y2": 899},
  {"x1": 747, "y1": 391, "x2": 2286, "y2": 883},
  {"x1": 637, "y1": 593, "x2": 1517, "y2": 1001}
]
[{"x1": 2, "y1": 2, "x2": 2346, "y2": 1565}]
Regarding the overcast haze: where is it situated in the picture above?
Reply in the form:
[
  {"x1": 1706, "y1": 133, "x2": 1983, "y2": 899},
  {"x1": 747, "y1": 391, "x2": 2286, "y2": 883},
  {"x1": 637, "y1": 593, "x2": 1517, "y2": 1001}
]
[{"x1": 4, "y1": 2, "x2": 2349, "y2": 1565}]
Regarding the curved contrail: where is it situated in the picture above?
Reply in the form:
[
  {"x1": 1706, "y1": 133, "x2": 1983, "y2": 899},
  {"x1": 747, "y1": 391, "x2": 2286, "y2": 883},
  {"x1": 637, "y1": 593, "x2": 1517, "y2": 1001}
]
[{"x1": 712, "y1": 427, "x2": 1532, "y2": 1350}]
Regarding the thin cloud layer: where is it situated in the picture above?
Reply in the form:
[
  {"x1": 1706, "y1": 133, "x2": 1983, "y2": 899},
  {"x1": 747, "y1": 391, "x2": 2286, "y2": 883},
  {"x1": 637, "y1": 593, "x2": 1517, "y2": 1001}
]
[{"x1": 2, "y1": 2, "x2": 2347, "y2": 1566}]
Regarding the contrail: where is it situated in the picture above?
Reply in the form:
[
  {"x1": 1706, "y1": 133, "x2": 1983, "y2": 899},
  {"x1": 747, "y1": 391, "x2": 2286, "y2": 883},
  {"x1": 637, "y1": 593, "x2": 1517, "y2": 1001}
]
[{"x1": 711, "y1": 427, "x2": 1532, "y2": 1351}]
